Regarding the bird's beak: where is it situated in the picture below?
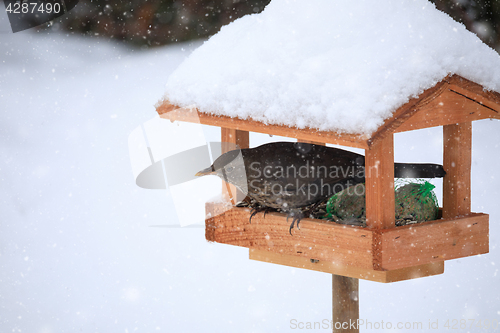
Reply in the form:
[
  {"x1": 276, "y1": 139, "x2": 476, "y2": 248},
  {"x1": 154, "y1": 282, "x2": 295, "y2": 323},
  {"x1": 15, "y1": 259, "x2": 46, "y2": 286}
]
[{"x1": 195, "y1": 166, "x2": 216, "y2": 177}]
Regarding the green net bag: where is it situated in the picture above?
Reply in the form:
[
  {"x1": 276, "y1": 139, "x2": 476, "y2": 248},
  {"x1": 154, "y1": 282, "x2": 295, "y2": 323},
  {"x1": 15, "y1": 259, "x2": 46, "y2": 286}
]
[
  {"x1": 323, "y1": 180, "x2": 439, "y2": 226},
  {"x1": 394, "y1": 179, "x2": 439, "y2": 225},
  {"x1": 325, "y1": 183, "x2": 366, "y2": 220}
]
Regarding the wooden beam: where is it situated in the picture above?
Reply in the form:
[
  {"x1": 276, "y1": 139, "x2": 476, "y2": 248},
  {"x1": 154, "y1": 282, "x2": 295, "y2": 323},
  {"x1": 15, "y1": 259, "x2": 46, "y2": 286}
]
[
  {"x1": 365, "y1": 134, "x2": 395, "y2": 271},
  {"x1": 206, "y1": 204, "x2": 488, "y2": 271},
  {"x1": 249, "y1": 249, "x2": 444, "y2": 283},
  {"x1": 157, "y1": 103, "x2": 370, "y2": 149},
  {"x1": 206, "y1": 204, "x2": 375, "y2": 270},
  {"x1": 447, "y1": 75, "x2": 500, "y2": 113},
  {"x1": 379, "y1": 213, "x2": 488, "y2": 270},
  {"x1": 221, "y1": 128, "x2": 249, "y2": 204},
  {"x1": 368, "y1": 78, "x2": 450, "y2": 146},
  {"x1": 297, "y1": 140, "x2": 326, "y2": 146},
  {"x1": 365, "y1": 134, "x2": 395, "y2": 230},
  {"x1": 369, "y1": 75, "x2": 500, "y2": 144},
  {"x1": 395, "y1": 89, "x2": 499, "y2": 133},
  {"x1": 443, "y1": 122, "x2": 472, "y2": 218},
  {"x1": 332, "y1": 275, "x2": 359, "y2": 333},
  {"x1": 221, "y1": 128, "x2": 249, "y2": 151}
]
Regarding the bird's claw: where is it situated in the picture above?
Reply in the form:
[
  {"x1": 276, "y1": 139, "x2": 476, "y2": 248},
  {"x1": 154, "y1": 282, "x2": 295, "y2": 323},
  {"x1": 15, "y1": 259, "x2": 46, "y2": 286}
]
[
  {"x1": 249, "y1": 206, "x2": 273, "y2": 223},
  {"x1": 249, "y1": 208, "x2": 260, "y2": 223},
  {"x1": 287, "y1": 213, "x2": 302, "y2": 236}
]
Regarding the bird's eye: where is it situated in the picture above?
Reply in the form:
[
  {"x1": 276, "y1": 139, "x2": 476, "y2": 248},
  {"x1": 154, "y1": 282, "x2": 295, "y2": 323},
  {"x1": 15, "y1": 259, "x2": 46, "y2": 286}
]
[{"x1": 226, "y1": 166, "x2": 234, "y2": 173}]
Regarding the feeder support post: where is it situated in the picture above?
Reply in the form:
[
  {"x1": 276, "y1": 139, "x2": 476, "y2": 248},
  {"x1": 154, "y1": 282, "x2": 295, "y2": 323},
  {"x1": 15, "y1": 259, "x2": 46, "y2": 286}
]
[
  {"x1": 332, "y1": 275, "x2": 359, "y2": 333},
  {"x1": 443, "y1": 122, "x2": 472, "y2": 218}
]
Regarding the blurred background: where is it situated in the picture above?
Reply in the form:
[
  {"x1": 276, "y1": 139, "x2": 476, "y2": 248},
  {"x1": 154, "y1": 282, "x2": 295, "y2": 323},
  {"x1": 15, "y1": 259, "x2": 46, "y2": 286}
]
[{"x1": 41, "y1": 0, "x2": 500, "y2": 52}]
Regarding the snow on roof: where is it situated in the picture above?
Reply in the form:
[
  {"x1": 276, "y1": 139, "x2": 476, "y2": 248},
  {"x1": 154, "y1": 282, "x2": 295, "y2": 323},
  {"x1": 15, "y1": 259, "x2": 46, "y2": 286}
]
[{"x1": 162, "y1": 0, "x2": 500, "y2": 135}]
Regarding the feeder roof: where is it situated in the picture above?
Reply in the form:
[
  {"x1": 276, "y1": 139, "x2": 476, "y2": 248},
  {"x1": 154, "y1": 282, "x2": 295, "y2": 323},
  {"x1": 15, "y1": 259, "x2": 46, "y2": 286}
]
[{"x1": 159, "y1": 0, "x2": 500, "y2": 139}]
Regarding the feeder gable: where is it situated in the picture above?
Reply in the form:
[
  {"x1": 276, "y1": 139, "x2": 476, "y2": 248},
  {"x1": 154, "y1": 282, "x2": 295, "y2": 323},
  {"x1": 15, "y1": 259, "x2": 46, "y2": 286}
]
[{"x1": 370, "y1": 75, "x2": 500, "y2": 146}]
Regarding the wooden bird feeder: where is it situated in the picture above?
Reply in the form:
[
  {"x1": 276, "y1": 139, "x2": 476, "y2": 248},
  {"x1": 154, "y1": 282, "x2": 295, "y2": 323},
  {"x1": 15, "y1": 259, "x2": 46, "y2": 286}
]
[{"x1": 157, "y1": 74, "x2": 498, "y2": 284}]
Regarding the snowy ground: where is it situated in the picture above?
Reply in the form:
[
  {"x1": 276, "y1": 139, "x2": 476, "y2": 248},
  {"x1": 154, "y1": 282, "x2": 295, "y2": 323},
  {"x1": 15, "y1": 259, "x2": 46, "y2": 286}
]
[{"x1": 0, "y1": 31, "x2": 499, "y2": 333}]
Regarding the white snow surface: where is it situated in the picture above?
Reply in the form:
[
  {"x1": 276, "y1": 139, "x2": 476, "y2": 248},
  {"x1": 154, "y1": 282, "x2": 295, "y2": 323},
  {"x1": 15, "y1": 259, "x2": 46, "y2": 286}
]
[{"x1": 164, "y1": 0, "x2": 500, "y2": 135}]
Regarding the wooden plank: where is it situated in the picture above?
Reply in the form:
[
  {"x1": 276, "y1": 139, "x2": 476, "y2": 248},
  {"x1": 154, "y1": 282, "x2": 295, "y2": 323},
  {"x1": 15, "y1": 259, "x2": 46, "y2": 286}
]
[
  {"x1": 205, "y1": 204, "x2": 375, "y2": 270},
  {"x1": 332, "y1": 275, "x2": 359, "y2": 333},
  {"x1": 443, "y1": 122, "x2": 472, "y2": 218},
  {"x1": 368, "y1": 78, "x2": 450, "y2": 146},
  {"x1": 157, "y1": 102, "x2": 371, "y2": 149},
  {"x1": 208, "y1": 205, "x2": 488, "y2": 272},
  {"x1": 249, "y1": 249, "x2": 444, "y2": 283},
  {"x1": 395, "y1": 89, "x2": 499, "y2": 132},
  {"x1": 221, "y1": 128, "x2": 249, "y2": 151},
  {"x1": 365, "y1": 134, "x2": 395, "y2": 230},
  {"x1": 206, "y1": 204, "x2": 488, "y2": 271},
  {"x1": 384, "y1": 261, "x2": 444, "y2": 282},
  {"x1": 369, "y1": 74, "x2": 500, "y2": 144},
  {"x1": 298, "y1": 140, "x2": 326, "y2": 145},
  {"x1": 447, "y1": 75, "x2": 500, "y2": 113},
  {"x1": 365, "y1": 134, "x2": 395, "y2": 271},
  {"x1": 380, "y1": 213, "x2": 489, "y2": 270},
  {"x1": 221, "y1": 128, "x2": 249, "y2": 204}
]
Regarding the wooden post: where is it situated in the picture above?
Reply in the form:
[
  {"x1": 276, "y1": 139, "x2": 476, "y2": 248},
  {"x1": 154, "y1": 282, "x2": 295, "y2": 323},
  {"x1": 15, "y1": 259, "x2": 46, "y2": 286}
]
[
  {"x1": 365, "y1": 134, "x2": 394, "y2": 273},
  {"x1": 221, "y1": 128, "x2": 249, "y2": 204},
  {"x1": 443, "y1": 122, "x2": 472, "y2": 218},
  {"x1": 332, "y1": 275, "x2": 359, "y2": 333},
  {"x1": 221, "y1": 128, "x2": 250, "y2": 152},
  {"x1": 365, "y1": 133, "x2": 396, "y2": 229}
]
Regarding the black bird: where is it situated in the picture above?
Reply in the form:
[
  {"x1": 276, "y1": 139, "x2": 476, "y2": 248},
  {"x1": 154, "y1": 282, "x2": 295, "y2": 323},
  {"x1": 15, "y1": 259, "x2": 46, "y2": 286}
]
[{"x1": 196, "y1": 142, "x2": 445, "y2": 234}]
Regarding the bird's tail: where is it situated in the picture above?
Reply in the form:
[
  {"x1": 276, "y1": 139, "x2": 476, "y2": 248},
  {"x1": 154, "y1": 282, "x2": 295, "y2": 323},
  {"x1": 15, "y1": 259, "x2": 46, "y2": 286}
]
[{"x1": 394, "y1": 163, "x2": 446, "y2": 178}]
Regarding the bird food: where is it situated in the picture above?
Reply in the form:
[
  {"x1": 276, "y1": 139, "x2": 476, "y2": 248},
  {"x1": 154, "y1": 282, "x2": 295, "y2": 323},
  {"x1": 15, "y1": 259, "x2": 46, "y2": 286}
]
[{"x1": 324, "y1": 180, "x2": 439, "y2": 226}]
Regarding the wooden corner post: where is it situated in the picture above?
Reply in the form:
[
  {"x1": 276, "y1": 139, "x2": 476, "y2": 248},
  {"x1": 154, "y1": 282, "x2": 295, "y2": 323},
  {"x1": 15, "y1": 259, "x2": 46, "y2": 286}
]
[
  {"x1": 365, "y1": 134, "x2": 396, "y2": 229},
  {"x1": 365, "y1": 133, "x2": 395, "y2": 275},
  {"x1": 221, "y1": 128, "x2": 249, "y2": 204},
  {"x1": 443, "y1": 122, "x2": 472, "y2": 219}
]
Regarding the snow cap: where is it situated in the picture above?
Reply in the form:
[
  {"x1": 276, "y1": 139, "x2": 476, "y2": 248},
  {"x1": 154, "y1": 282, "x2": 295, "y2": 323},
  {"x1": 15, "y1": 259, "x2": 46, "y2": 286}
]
[{"x1": 163, "y1": 0, "x2": 500, "y2": 135}]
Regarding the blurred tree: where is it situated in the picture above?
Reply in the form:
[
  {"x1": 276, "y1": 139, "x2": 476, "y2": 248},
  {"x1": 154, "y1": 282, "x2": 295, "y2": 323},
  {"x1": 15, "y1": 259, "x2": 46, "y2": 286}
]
[
  {"x1": 54, "y1": 0, "x2": 271, "y2": 46},
  {"x1": 430, "y1": 0, "x2": 500, "y2": 52},
  {"x1": 50, "y1": 0, "x2": 499, "y2": 52}
]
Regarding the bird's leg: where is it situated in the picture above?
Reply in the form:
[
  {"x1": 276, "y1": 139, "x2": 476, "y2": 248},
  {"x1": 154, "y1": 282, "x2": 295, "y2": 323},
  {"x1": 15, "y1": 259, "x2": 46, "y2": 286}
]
[
  {"x1": 250, "y1": 206, "x2": 274, "y2": 223},
  {"x1": 249, "y1": 205, "x2": 272, "y2": 223},
  {"x1": 249, "y1": 207, "x2": 262, "y2": 223},
  {"x1": 262, "y1": 207, "x2": 274, "y2": 218},
  {"x1": 287, "y1": 210, "x2": 304, "y2": 236},
  {"x1": 247, "y1": 198, "x2": 276, "y2": 223}
]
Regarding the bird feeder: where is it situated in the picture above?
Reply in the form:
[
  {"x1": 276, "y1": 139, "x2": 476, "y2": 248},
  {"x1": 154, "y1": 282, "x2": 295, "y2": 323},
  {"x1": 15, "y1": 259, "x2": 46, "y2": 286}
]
[{"x1": 156, "y1": 74, "x2": 497, "y2": 283}]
